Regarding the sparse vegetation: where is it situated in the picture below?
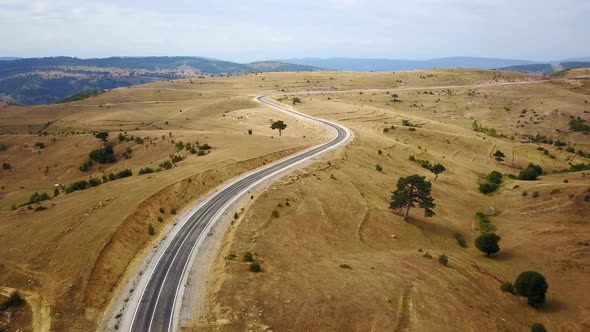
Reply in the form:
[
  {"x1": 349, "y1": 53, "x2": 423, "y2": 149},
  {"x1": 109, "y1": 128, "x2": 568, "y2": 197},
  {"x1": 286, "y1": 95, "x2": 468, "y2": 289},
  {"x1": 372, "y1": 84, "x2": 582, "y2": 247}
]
[
  {"x1": 493, "y1": 150, "x2": 505, "y2": 162},
  {"x1": 390, "y1": 175, "x2": 435, "y2": 221},
  {"x1": 475, "y1": 233, "x2": 501, "y2": 256},
  {"x1": 454, "y1": 233, "x2": 467, "y2": 247},
  {"x1": 270, "y1": 120, "x2": 288, "y2": 136},
  {"x1": 243, "y1": 251, "x2": 254, "y2": 262},
  {"x1": 89, "y1": 145, "x2": 117, "y2": 163},
  {"x1": 95, "y1": 131, "x2": 109, "y2": 142},
  {"x1": 530, "y1": 323, "x2": 546, "y2": 332},
  {"x1": 518, "y1": 163, "x2": 543, "y2": 181},
  {"x1": 475, "y1": 212, "x2": 496, "y2": 234},
  {"x1": 501, "y1": 282, "x2": 515, "y2": 294},
  {"x1": 0, "y1": 291, "x2": 25, "y2": 311},
  {"x1": 249, "y1": 262, "x2": 262, "y2": 273},
  {"x1": 569, "y1": 117, "x2": 590, "y2": 132},
  {"x1": 479, "y1": 171, "x2": 502, "y2": 194},
  {"x1": 515, "y1": 271, "x2": 548, "y2": 307}
]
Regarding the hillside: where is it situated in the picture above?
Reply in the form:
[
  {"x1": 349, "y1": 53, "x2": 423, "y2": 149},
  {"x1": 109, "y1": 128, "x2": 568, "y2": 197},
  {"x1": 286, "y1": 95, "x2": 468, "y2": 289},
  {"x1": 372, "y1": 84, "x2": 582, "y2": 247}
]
[
  {"x1": 501, "y1": 62, "x2": 590, "y2": 75},
  {"x1": 276, "y1": 56, "x2": 538, "y2": 72},
  {"x1": 0, "y1": 57, "x2": 319, "y2": 105},
  {"x1": 1, "y1": 69, "x2": 589, "y2": 331}
]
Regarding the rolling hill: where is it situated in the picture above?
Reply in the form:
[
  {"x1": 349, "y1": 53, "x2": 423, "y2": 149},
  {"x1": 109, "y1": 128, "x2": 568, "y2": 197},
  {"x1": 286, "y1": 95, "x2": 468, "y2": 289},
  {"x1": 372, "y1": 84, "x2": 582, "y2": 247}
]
[{"x1": 0, "y1": 57, "x2": 319, "y2": 105}]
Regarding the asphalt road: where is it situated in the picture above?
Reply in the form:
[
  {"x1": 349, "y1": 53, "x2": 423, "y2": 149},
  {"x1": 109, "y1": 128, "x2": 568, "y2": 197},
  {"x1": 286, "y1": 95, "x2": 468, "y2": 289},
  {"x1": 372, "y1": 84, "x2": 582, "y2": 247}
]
[{"x1": 125, "y1": 95, "x2": 351, "y2": 332}]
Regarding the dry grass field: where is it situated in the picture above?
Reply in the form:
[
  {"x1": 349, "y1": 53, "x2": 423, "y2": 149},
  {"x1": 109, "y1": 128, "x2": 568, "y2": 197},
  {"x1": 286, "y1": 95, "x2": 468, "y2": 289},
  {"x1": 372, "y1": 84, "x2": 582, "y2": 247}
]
[
  {"x1": 1, "y1": 69, "x2": 589, "y2": 331},
  {"x1": 185, "y1": 70, "x2": 590, "y2": 331}
]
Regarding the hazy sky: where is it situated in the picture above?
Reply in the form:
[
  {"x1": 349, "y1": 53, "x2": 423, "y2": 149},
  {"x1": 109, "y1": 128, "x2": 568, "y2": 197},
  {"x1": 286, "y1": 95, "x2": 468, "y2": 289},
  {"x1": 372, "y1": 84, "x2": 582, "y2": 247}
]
[{"x1": 1, "y1": 0, "x2": 589, "y2": 62}]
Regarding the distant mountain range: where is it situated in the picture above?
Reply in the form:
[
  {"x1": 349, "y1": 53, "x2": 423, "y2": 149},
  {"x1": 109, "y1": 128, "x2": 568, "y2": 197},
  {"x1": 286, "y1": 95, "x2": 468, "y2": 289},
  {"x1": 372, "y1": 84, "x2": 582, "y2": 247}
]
[
  {"x1": 500, "y1": 61, "x2": 590, "y2": 75},
  {"x1": 274, "y1": 57, "x2": 539, "y2": 72},
  {"x1": 2, "y1": 55, "x2": 590, "y2": 105},
  {"x1": 0, "y1": 56, "x2": 319, "y2": 105}
]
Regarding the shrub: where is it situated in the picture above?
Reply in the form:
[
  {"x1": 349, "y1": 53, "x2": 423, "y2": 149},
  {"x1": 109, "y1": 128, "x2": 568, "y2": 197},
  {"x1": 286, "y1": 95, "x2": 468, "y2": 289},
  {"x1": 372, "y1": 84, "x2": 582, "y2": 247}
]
[
  {"x1": 475, "y1": 212, "x2": 496, "y2": 234},
  {"x1": 249, "y1": 262, "x2": 262, "y2": 272},
  {"x1": 115, "y1": 169, "x2": 133, "y2": 179},
  {"x1": 159, "y1": 207, "x2": 165, "y2": 214},
  {"x1": 375, "y1": 164, "x2": 383, "y2": 172},
  {"x1": 79, "y1": 160, "x2": 92, "y2": 172},
  {"x1": 454, "y1": 233, "x2": 467, "y2": 248},
  {"x1": 157, "y1": 216, "x2": 163, "y2": 222},
  {"x1": 160, "y1": 160, "x2": 173, "y2": 170},
  {"x1": 339, "y1": 264, "x2": 352, "y2": 269},
  {"x1": 487, "y1": 171, "x2": 502, "y2": 184},
  {"x1": 479, "y1": 182, "x2": 499, "y2": 194},
  {"x1": 248, "y1": 129, "x2": 253, "y2": 135},
  {"x1": 292, "y1": 97, "x2": 301, "y2": 104},
  {"x1": 199, "y1": 143, "x2": 212, "y2": 150},
  {"x1": 88, "y1": 178, "x2": 102, "y2": 187},
  {"x1": 271, "y1": 210, "x2": 280, "y2": 218},
  {"x1": 34, "y1": 142, "x2": 46, "y2": 149},
  {"x1": 66, "y1": 180, "x2": 89, "y2": 193},
  {"x1": 34, "y1": 206, "x2": 47, "y2": 211},
  {"x1": 89, "y1": 145, "x2": 117, "y2": 163},
  {"x1": 2, "y1": 162, "x2": 11, "y2": 170},
  {"x1": 139, "y1": 167, "x2": 155, "y2": 175},
  {"x1": 522, "y1": 191, "x2": 528, "y2": 197},
  {"x1": 118, "y1": 133, "x2": 126, "y2": 142},
  {"x1": 0, "y1": 292, "x2": 25, "y2": 311},
  {"x1": 515, "y1": 271, "x2": 548, "y2": 307},
  {"x1": 438, "y1": 254, "x2": 448, "y2": 266},
  {"x1": 532, "y1": 191, "x2": 540, "y2": 198},
  {"x1": 148, "y1": 223, "x2": 155, "y2": 236},
  {"x1": 501, "y1": 282, "x2": 515, "y2": 294},
  {"x1": 243, "y1": 251, "x2": 254, "y2": 262},
  {"x1": 234, "y1": 212, "x2": 239, "y2": 219},
  {"x1": 197, "y1": 150, "x2": 206, "y2": 156},
  {"x1": 475, "y1": 233, "x2": 501, "y2": 256},
  {"x1": 171, "y1": 208, "x2": 177, "y2": 214},
  {"x1": 530, "y1": 323, "x2": 546, "y2": 332},
  {"x1": 423, "y1": 252, "x2": 433, "y2": 259},
  {"x1": 518, "y1": 163, "x2": 543, "y2": 180},
  {"x1": 134, "y1": 137, "x2": 144, "y2": 144},
  {"x1": 377, "y1": 149, "x2": 382, "y2": 155},
  {"x1": 28, "y1": 192, "x2": 50, "y2": 205},
  {"x1": 95, "y1": 131, "x2": 109, "y2": 142}
]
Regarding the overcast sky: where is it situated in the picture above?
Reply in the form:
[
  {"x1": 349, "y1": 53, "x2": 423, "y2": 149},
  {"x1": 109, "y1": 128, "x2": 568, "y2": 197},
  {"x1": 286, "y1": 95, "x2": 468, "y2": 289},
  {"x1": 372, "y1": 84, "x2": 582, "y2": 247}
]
[{"x1": 1, "y1": 0, "x2": 589, "y2": 62}]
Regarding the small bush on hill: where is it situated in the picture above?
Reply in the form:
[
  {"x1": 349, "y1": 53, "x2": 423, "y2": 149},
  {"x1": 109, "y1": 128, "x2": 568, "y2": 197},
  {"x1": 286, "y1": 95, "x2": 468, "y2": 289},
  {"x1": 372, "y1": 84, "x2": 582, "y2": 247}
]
[
  {"x1": 518, "y1": 163, "x2": 543, "y2": 180},
  {"x1": 89, "y1": 145, "x2": 117, "y2": 163},
  {"x1": 515, "y1": 271, "x2": 548, "y2": 307},
  {"x1": 501, "y1": 282, "x2": 515, "y2": 294},
  {"x1": 249, "y1": 262, "x2": 262, "y2": 272}
]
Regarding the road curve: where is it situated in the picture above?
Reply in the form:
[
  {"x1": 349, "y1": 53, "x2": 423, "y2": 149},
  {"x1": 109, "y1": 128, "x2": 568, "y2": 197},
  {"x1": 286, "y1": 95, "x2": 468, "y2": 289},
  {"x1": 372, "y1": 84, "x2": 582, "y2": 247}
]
[{"x1": 121, "y1": 95, "x2": 351, "y2": 332}]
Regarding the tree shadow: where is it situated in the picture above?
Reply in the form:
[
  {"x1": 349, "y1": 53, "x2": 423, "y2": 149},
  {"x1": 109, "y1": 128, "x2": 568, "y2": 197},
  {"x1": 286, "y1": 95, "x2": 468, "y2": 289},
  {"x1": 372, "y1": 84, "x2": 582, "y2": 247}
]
[
  {"x1": 538, "y1": 298, "x2": 568, "y2": 313},
  {"x1": 490, "y1": 249, "x2": 515, "y2": 261}
]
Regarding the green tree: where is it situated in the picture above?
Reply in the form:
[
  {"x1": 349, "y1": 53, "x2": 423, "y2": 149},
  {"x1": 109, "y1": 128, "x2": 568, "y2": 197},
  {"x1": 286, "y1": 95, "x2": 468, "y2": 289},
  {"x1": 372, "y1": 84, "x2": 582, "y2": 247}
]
[
  {"x1": 270, "y1": 120, "x2": 287, "y2": 136},
  {"x1": 519, "y1": 163, "x2": 543, "y2": 180},
  {"x1": 493, "y1": 150, "x2": 505, "y2": 162},
  {"x1": 390, "y1": 175, "x2": 435, "y2": 221},
  {"x1": 474, "y1": 233, "x2": 501, "y2": 256},
  {"x1": 530, "y1": 323, "x2": 546, "y2": 332},
  {"x1": 515, "y1": 271, "x2": 548, "y2": 307},
  {"x1": 431, "y1": 163, "x2": 446, "y2": 180},
  {"x1": 95, "y1": 131, "x2": 109, "y2": 142}
]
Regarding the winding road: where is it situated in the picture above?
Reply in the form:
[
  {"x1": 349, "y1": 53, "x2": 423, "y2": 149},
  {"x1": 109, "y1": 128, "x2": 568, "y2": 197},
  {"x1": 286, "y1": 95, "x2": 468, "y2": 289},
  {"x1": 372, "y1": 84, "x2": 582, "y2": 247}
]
[
  {"x1": 120, "y1": 95, "x2": 351, "y2": 332},
  {"x1": 118, "y1": 79, "x2": 551, "y2": 331}
]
